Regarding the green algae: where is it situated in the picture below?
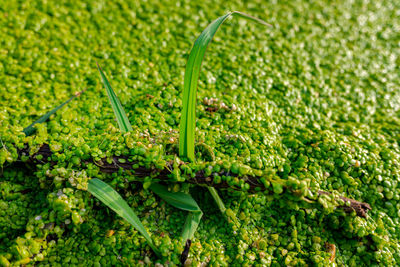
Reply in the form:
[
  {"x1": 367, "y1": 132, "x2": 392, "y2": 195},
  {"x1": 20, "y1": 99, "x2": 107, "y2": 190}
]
[{"x1": 1, "y1": 0, "x2": 400, "y2": 265}]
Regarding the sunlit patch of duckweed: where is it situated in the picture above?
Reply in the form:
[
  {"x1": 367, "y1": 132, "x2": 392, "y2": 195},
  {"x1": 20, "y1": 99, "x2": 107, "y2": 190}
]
[{"x1": 1, "y1": 0, "x2": 400, "y2": 265}]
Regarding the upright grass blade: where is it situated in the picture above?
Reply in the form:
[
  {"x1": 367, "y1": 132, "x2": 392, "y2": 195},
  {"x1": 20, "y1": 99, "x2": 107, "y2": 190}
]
[
  {"x1": 97, "y1": 63, "x2": 133, "y2": 132},
  {"x1": 149, "y1": 183, "x2": 201, "y2": 212},
  {"x1": 179, "y1": 11, "x2": 270, "y2": 162},
  {"x1": 23, "y1": 90, "x2": 85, "y2": 136},
  {"x1": 87, "y1": 178, "x2": 160, "y2": 256},
  {"x1": 96, "y1": 62, "x2": 203, "y2": 253}
]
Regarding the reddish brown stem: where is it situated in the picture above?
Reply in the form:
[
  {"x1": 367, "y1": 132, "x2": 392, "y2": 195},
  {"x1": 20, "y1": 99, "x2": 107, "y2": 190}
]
[{"x1": 17, "y1": 144, "x2": 371, "y2": 217}]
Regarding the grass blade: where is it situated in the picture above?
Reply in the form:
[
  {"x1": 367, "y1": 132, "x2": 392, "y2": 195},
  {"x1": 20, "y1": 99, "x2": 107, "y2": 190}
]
[
  {"x1": 87, "y1": 178, "x2": 160, "y2": 256},
  {"x1": 208, "y1": 186, "x2": 239, "y2": 227},
  {"x1": 179, "y1": 11, "x2": 270, "y2": 161},
  {"x1": 207, "y1": 187, "x2": 226, "y2": 213},
  {"x1": 23, "y1": 91, "x2": 84, "y2": 136},
  {"x1": 97, "y1": 63, "x2": 133, "y2": 132},
  {"x1": 181, "y1": 211, "x2": 202, "y2": 244},
  {"x1": 149, "y1": 183, "x2": 202, "y2": 247},
  {"x1": 150, "y1": 183, "x2": 201, "y2": 212}
]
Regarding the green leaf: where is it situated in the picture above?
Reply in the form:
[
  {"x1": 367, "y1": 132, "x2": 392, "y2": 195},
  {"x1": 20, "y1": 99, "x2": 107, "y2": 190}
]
[
  {"x1": 150, "y1": 183, "x2": 201, "y2": 212},
  {"x1": 97, "y1": 63, "x2": 133, "y2": 132},
  {"x1": 179, "y1": 11, "x2": 270, "y2": 162},
  {"x1": 208, "y1": 187, "x2": 239, "y2": 226},
  {"x1": 181, "y1": 211, "x2": 202, "y2": 245},
  {"x1": 149, "y1": 183, "x2": 202, "y2": 245},
  {"x1": 87, "y1": 178, "x2": 160, "y2": 256},
  {"x1": 207, "y1": 187, "x2": 226, "y2": 213},
  {"x1": 23, "y1": 91, "x2": 84, "y2": 136}
]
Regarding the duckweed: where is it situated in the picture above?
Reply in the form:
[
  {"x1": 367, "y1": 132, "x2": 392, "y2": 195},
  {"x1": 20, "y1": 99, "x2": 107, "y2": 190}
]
[{"x1": 1, "y1": 0, "x2": 400, "y2": 265}]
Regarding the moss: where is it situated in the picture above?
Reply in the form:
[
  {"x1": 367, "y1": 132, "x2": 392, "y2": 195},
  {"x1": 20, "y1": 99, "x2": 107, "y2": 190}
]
[{"x1": 1, "y1": 0, "x2": 400, "y2": 265}]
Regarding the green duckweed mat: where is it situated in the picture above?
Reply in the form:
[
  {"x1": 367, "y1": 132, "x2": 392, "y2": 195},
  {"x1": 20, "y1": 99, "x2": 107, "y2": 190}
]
[{"x1": 1, "y1": 0, "x2": 400, "y2": 266}]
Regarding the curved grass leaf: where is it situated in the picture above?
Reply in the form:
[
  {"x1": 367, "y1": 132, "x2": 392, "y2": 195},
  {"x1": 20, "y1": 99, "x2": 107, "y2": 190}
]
[
  {"x1": 87, "y1": 178, "x2": 160, "y2": 256},
  {"x1": 23, "y1": 91, "x2": 84, "y2": 136},
  {"x1": 150, "y1": 183, "x2": 201, "y2": 212},
  {"x1": 149, "y1": 183, "x2": 202, "y2": 245},
  {"x1": 97, "y1": 63, "x2": 133, "y2": 132},
  {"x1": 179, "y1": 11, "x2": 270, "y2": 161}
]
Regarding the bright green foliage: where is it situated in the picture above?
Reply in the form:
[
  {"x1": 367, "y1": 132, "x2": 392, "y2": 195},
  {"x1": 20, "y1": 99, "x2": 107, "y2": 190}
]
[
  {"x1": 98, "y1": 61, "x2": 204, "y2": 252},
  {"x1": 1, "y1": 0, "x2": 400, "y2": 266},
  {"x1": 149, "y1": 183, "x2": 200, "y2": 212},
  {"x1": 97, "y1": 63, "x2": 133, "y2": 133},
  {"x1": 179, "y1": 11, "x2": 269, "y2": 162},
  {"x1": 177, "y1": 11, "x2": 267, "y2": 228},
  {"x1": 87, "y1": 178, "x2": 160, "y2": 256}
]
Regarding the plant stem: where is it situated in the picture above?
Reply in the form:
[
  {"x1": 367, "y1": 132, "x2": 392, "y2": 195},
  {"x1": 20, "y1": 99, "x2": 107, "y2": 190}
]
[
  {"x1": 207, "y1": 187, "x2": 226, "y2": 214},
  {"x1": 16, "y1": 144, "x2": 372, "y2": 218}
]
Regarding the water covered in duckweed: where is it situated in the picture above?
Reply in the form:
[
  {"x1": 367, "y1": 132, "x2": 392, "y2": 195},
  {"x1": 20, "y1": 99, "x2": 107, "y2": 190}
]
[{"x1": 1, "y1": 0, "x2": 400, "y2": 266}]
